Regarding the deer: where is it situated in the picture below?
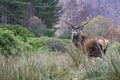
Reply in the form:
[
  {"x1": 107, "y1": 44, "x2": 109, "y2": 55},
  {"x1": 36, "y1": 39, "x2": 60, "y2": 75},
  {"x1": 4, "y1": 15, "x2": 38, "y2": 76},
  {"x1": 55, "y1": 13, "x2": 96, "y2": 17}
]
[{"x1": 65, "y1": 20, "x2": 109, "y2": 61}]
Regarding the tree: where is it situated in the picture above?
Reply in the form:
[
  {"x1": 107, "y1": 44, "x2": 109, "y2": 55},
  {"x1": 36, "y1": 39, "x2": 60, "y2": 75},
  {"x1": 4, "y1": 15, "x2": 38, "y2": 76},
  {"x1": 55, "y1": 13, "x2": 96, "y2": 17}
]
[
  {"x1": 33, "y1": 0, "x2": 62, "y2": 28},
  {"x1": 0, "y1": 0, "x2": 28, "y2": 24},
  {"x1": 0, "y1": 0, "x2": 62, "y2": 28},
  {"x1": 82, "y1": 15, "x2": 112, "y2": 36}
]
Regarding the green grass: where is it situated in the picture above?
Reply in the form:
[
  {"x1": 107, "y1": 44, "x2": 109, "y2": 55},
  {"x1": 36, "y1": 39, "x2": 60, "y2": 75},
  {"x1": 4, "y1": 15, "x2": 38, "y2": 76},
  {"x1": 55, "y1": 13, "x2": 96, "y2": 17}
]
[
  {"x1": 0, "y1": 53, "x2": 72, "y2": 80},
  {"x1": 0, "y1": 23, "x2": 71, "y2": 56},
  {"x1": 0, "y1": 41, "x2": 120, "y2": 80},
  {"x1": 27, "y1": 37, "x2": 71, "y2": 52}
]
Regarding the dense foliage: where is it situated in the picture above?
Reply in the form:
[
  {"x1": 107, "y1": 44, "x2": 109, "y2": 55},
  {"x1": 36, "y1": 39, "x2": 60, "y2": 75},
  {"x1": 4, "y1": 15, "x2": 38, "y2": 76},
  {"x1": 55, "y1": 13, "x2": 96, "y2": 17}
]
[
  {"x1": 82, "y1": 15, "x2": 112, "y2": 36},
  {"x1": 0, "y1": 28, "x2": 33, "y2": 56},
  {"x1": 0, "y1": 41, "x2": 120, "y2": 80},
  {"x1": 0, "y1": 0, "x2": 62, "y2": 28},
  {"x1": 0, "y1": 24, "x2": 70, "y2": 56},
  {"x1": 0, "y1": 24, "x2": 35, "y2": 56},
  {"x1": 0, "y1": 0, "x2": 28, "y2": 24},
  {"x1": 0, "y1": 24, "x2": 34, "y2": 40},
  {"x1": 27, "y1": 37, "x2": 69, "y2": 52}
]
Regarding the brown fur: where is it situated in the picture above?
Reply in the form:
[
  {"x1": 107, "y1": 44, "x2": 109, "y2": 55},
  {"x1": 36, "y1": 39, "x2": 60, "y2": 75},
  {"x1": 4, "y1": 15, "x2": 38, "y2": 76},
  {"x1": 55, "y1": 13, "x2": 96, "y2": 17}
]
[
  {"x1": 65, "y1": 20, "x2": 109, "y2": 59},
  {"x1": 72, "y1": 33, "x2": 109, "y2": 58}
]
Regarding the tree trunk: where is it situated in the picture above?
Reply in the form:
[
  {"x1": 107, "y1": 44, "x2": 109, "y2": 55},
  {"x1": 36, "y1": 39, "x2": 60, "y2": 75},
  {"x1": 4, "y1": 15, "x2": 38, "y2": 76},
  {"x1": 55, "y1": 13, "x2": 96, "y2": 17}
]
[{"x1": 1, "y1": 14, "x2": 7, "y2": 24}]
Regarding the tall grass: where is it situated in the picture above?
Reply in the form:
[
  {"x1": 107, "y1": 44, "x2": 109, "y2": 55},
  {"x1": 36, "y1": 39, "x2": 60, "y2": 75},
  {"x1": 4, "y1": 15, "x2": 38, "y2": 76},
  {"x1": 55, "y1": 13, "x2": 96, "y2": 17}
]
[
  {"x1": 76, "y1": 43, "x2": 120, "y2": 80},
  {"x1": 0, "y1": 53, "x2": 72, "y2": 80},
  {"x1": 0, "y1": 42, "x2": 120, "y2": 80}
]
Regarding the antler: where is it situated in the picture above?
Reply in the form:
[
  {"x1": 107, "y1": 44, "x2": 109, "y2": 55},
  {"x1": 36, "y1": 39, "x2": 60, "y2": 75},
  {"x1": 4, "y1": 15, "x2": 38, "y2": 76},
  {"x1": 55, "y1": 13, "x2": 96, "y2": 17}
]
[
  {"x1": 81, "y1": 20, "x2": 89, "y2": 27},
  {"x1": 77, "y1": 18, "x2": 90, "y2": 29},
  {"x1": 64, "y1": 20, "x2": 75, "y2": 28}
]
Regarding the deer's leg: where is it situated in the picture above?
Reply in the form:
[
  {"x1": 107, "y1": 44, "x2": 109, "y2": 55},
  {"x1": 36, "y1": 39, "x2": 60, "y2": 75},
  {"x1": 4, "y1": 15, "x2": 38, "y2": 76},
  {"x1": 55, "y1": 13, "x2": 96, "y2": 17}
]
[{"x1": 103, "y1": 44, "x2": 108, "y2": 55}]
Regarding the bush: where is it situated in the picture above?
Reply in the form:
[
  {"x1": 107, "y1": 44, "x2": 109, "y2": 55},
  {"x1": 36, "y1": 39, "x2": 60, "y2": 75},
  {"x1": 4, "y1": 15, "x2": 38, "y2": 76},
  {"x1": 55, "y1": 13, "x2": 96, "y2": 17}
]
[
  {"x1": 30, "y1": 25, "x2": 45, "y2": 37},
  {"x1": 0, "y1": 28, "x2": 17, "y2": 56},
  {"x1": 27, "y1": 37, "x2": 69, "y2": 52},
  {"x1": 27, "y1": 16, "x2": 46, "y2": 37},
  {"x1": 0, "y1": 28, "x2": 33, "y2": 56},
  {"x1": 43, "y1": 28, "x2": 55, "y2": 37},
  {"x1": 27, "y1": 37, "x2": 49, "y2": 51},
  {"x1": 110, "y1": 41, "x2": 120, "y2": 53},
  {"x1": 59, "y1": 29, "x2": 71, "y2": 39},
  {"x1": 0, "y1": 24, "x2": 34, "y2": 41},
  {"x1": 82, "y1": 15, "x2": 112, "y2": 36},
  {"x1": 47, "y1": 40, "x2": 66, "y2": 52}
]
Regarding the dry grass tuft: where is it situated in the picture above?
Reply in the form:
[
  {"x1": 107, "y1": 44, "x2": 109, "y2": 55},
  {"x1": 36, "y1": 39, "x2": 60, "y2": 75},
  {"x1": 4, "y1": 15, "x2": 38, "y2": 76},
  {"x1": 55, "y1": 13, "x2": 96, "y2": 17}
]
[{"x1": 0, "y1": 42, "x2": 120, "y2": 80}]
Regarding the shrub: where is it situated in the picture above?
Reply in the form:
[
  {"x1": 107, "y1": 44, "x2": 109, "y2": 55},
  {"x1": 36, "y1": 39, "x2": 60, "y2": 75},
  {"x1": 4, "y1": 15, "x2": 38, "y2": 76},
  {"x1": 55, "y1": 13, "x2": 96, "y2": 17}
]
[
  {"x1": 27, "y1": 16, "x2": 46, "y2": 37},
  {"x1": 27, "y1": 37, "x2": 49, "y2": 51},
  {"x1": 110, "y1": 41, "x2": 120, "y2": 53},
  {"x1": 0, "y1": 54, "x2": 72, "y2": 80},
  {"x1": 0, "y1": 28, "x2": 33, "y2": 56},
  {"x1": 0, "y1": 28, "x2": 19, "y2": 56},
  {"x1": 0, "y1": 24, "x2": 34, "y2": 41},
  {"x1": 43, "y1": 28, "x2": 55, "y2": 37},
  {"x1": 84, "y1": 58, "x2": 120, "y2": 80},
  {"x1": 27, "y1": 37, "x2": 68, "y2": 52},
  {"x1": 82, "y1": 15, "x2": 112, "y2": 36},
  {"x1": 47, "y1": 40, "x2": 66, "y2": 52},
  {"x1": 67, "y1": 48, "x2": 83, "y2": 68},
  {"x1": 59, "y1": 29, "x2": 71, "y2": 39},
  {"x1": 29, "y1": 25, "x2": 45, "y2": 37}
]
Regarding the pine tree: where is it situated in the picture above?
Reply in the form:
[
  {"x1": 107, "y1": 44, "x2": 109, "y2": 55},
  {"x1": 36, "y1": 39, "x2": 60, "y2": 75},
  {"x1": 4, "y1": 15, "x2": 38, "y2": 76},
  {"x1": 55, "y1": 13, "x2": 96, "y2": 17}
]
[
  {"x1": 33, "y1": 0, "x2": 62, "y2": 28},
  {"x1": 0, "y1": 0, "x2": 62, "y2": 28},
  {"x1": 0, "y1": 0, "x2": 28, "y2": 24}
]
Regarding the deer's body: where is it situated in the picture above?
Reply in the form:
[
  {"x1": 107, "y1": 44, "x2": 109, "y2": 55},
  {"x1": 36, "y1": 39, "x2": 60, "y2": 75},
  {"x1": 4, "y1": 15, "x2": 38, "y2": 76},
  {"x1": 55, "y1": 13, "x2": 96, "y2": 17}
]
[
  {"x1": 65, "y1": 20, "x2": 109, "y2": 59},
  {"x1": 72, "y1": 33, "x2": 109, "y2": 58}
]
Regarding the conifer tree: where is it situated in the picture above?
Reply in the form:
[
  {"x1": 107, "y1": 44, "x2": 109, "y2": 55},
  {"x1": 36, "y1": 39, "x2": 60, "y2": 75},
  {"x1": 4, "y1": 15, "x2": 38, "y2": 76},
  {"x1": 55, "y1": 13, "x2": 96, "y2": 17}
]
[{"x1": 0, "y1": 0, "x2": 62, "y2": 28}]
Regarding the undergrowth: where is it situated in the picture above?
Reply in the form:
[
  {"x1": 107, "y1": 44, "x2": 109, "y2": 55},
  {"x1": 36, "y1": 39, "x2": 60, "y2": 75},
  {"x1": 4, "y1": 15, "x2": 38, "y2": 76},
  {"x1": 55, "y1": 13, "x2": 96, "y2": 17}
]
[{"x1": 0, "y1": 42, "x2": 120, "y2": 80}]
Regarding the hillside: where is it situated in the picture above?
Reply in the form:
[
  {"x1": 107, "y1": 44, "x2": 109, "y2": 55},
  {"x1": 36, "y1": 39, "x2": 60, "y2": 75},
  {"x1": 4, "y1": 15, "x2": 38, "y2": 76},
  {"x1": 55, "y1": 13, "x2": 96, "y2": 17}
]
[{"x1": 56, "y1": 0, "x2": 120, "y2": 35}]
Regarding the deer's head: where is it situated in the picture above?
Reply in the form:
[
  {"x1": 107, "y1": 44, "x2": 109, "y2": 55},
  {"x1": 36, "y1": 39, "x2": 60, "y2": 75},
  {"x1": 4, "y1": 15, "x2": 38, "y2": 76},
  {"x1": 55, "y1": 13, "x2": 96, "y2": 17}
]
[{"x1": 65, "y1": 20, "x2": 89, "y2": 36}]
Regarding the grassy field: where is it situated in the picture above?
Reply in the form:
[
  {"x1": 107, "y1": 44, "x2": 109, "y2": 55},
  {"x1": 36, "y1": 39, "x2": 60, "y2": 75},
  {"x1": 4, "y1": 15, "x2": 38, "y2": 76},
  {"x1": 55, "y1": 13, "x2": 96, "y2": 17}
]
[{"x1": 0, "y1": 41, "x2": 120, "y2": 80}]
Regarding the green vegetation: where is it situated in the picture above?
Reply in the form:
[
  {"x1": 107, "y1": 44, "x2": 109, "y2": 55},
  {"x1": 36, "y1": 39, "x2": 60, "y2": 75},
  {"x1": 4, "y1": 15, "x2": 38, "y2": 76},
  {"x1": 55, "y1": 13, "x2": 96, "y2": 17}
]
[
  {"x1": 0, "y1": 24, "x2": 71, "y2": 56},
  {"x1": 32, "y1": 0, "x2": 63, "y2": 28},
  {"x1": 0, "y1": 0, "x2": 28, "y2": 24},
  {"x1": 0, "y1": 4, "x2": 119, "y2": 79},
  {"x1": 59, "y1": 29, "x2": 71, "y2": 39},
  {"x1": 59, "y1": 15, "x2": 113, "y2": 39},
  {"x1": 0, "y1": 26, "x2": 33, "y2": 56},
  {"x1": 0, "y1": 41, "x2": 120, "y2": 80},
  {"x1": 109, "y1": 42, "x2": 120, "y2": 54},
  {"x1": 27, "y1": 37, "x2": 70, "y2": 52},
  {"x1": 43, "y1": 28, "x2": 55, "y2": 37},
  {"x1": 0, "y1": 24, "x2": 34, "y2": 40},
  {"x1": 83, "y1": 15, "x2": 112, "y2": 36},
  {"x1": 0, "y1": 0, "x2": 62, "y2": 28},
  {"x1": 1, "y1": 0, "x2": 120, "y2": 79},
  {"x1": 0, "y1": 0, "x2": 62, "y2": 37},
  {"x1": 0, "y1": 19, "x2": 120, "y2": 80}
]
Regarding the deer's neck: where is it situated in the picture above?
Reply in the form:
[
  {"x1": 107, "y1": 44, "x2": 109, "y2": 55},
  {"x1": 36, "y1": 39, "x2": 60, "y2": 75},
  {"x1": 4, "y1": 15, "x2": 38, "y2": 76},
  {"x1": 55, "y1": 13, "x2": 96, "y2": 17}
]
[{"x1": 72, "y1": 34, "x2": 80, "y2": 42}]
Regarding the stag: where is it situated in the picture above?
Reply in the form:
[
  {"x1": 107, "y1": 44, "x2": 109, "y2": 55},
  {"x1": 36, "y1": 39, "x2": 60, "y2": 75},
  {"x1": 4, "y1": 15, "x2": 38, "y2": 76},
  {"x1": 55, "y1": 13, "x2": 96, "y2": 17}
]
[{"x1": 65, "y1": 20, "x2": 109, "y2": 60}]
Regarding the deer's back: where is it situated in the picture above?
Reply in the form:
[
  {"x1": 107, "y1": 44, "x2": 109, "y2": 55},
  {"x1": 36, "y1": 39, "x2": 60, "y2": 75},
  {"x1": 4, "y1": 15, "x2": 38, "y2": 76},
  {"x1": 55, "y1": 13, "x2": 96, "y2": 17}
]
[{"x1": 82, "y1": 36, "x2": 108, "y2": 53}]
